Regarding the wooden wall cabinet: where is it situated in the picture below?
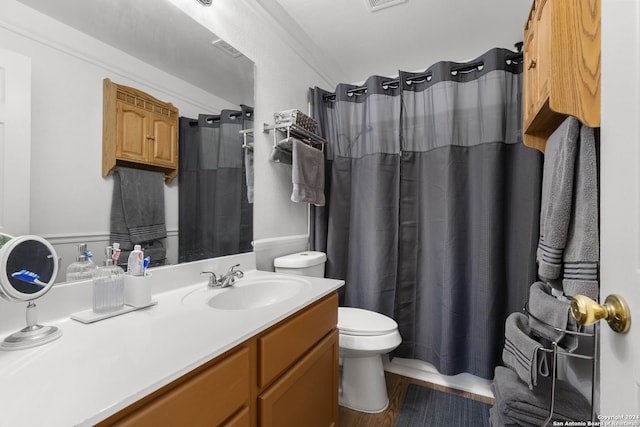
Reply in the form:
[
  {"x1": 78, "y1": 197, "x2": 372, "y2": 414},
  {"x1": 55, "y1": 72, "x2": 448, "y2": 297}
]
[
  {"x1": 98, "y1": 292, "x2": 339, "y2": 427},
  {"x1": 523, "y1": 0, "x2": 600, "y2": 152},
  {"x1": 103, "y1": 78, "x2": 179, "y2": 183}
]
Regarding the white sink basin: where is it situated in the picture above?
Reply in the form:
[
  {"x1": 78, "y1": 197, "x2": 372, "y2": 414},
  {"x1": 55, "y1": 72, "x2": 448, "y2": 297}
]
[{"x1": 181, "y1": 275, "x2": 312, "y2": 310}]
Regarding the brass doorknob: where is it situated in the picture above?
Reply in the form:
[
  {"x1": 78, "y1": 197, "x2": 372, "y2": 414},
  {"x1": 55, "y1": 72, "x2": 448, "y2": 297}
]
[{"x1": 570, "y1": 294, "x2": 631, "y2": 334}]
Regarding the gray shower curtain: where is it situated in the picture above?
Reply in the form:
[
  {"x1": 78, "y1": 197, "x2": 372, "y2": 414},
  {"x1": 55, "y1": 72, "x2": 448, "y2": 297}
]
[
  {"x1": 311, "y1": 48, "x2": 542, "y2": 379},
  {"x1": 179, "y1": 107, "x2": 253, "y2": 262}
]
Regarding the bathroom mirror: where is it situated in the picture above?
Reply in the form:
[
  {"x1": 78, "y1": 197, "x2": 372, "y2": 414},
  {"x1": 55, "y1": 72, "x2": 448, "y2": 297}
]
[{"x1": 8, "y1": 0, "x2": 255, "y2": 281}]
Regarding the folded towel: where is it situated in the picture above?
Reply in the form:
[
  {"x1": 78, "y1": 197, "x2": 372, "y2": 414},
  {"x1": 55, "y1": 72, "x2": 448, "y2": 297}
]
[
  {"x1": 291, "y1": 138, "x2": 325, "y2": 206},
  {"x1": 120, "y1": 240, "x2": 166, "y2": 269},
  {"x1": 270, "y1": 137, "x2": 294, "y2": 164},
  {"x1": 110, "y1": 167, "x2": 167, "y2": 250},
  {"x1": 537, "y1": 117, "x2": 580, "y2": 283},
  {"x1": 492, "y1": 366, "x2": 591, "y2": 425},
  {"x1": 562, "y1": 125, "x2": 599, "y2": 300},
  {"x1": 528, "y1": 281, "x2": 579, "y2": 351},
  {"x1": 502, "y1": 312, "x2": 548, "y2": 389},
  {"x1": 488, "y1": 405, "x2": 522, "y2": 427}
]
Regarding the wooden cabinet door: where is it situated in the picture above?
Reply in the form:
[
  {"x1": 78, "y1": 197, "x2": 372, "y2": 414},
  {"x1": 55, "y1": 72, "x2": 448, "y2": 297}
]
[
  {"x1": 148, "y1": 111, "x2": 177, "y2": 168},
  {"x1": 535, "y1": 0, "x2": 551, "y2": 110},
  {"x1": 259, "y1": 330, "x2": 339, "y2": 427},
  {"x1": 102, "y1": 346, "x2": 250, "y2": 427},
  {"x1": 116, "y1": 101, "x2": 149, "y2": 163},
  {"x1": 523, "y1": 29, "x2": 536, "y2": 126}
]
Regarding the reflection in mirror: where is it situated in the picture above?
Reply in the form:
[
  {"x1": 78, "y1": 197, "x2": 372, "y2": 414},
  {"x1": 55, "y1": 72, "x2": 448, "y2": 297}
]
[
  {"x1": 10, "y1": 0, "x2": 255, "y2": 281},
  {"x1": 179, "y1": 107, "x2": 254, "y2": 263}
]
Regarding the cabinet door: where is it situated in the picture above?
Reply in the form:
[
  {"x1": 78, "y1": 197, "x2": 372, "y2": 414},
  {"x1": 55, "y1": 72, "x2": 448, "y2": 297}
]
[
  {"x1": 259, "y1": 330, "x2": 339, "y2": 427},
  {"x1": 106, "y1": 346, "x2": 250, "y2": 427},
  {"x1": 148, "y1": 111, "x2": 177, "y2": 168},
  {"x1": 535, "y1": 0, "x2": 551, "y2": 111},
  {"x1": 116, "y1": 101, "x2": 149, "y2": 163},
  {"x1": 523, "y1": 28, "x2": 536, "y2": 127}
]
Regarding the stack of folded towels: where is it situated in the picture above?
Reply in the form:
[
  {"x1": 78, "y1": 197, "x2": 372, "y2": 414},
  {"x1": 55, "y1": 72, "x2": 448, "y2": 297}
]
[{"x1": 490, "y1": 281, "x2": 591, "y2": 426}]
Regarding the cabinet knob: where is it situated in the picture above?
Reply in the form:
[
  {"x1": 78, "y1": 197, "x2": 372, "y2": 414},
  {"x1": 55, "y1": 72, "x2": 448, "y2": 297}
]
[
  {"x1": 146, "y1": 135, "x2": 156, "y2": 141},
  {"x1": 528, "y1": 59, "x2": 537, "y2": 70}
]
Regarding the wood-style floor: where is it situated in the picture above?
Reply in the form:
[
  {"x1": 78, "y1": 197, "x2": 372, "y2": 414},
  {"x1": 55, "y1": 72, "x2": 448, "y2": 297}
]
[{"x1": 338, "y1": 372, "x2": 495, "y2": 427}]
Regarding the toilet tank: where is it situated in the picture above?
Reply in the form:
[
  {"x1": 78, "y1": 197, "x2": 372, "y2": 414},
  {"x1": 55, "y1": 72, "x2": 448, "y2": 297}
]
[{"x1": 273, "y1": 251, "x2": 327, "y2": 278}]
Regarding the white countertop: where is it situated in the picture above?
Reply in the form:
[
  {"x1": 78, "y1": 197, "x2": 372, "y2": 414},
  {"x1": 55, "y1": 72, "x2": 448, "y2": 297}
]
[{"x1": 0, "y1": 263, "x2": 343, "y2": 427}]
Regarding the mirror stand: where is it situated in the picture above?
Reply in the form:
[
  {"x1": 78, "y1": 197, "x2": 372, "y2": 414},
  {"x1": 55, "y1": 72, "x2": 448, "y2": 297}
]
[{"x1": 1, "y1": 301, "x2": 62, "y2": 350}]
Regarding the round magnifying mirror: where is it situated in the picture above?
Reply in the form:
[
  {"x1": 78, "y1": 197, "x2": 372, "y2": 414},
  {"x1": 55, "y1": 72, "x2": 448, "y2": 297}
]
[{"x1": 0, "y1": 234, "x2": 61, "y2": 350}]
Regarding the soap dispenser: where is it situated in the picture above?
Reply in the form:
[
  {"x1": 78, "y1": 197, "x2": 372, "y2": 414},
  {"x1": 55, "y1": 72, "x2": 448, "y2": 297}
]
[
  {"x1": 66, "y1": 243, "x2": 97, "y2": 281},
  {"x1": 92, "y1": 246, "x2": 125, "y2": 313}
]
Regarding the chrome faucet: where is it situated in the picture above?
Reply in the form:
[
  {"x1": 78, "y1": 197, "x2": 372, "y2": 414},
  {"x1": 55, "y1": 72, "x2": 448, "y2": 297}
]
[{"x1": 201, "y1": 264, "x2": 244, "y2": 288}]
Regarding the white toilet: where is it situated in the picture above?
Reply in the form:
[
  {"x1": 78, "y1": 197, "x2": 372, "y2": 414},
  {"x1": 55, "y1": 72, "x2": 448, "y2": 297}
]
[{"x1": 274, "y1": 251, "x2": 402, "y2": 413}]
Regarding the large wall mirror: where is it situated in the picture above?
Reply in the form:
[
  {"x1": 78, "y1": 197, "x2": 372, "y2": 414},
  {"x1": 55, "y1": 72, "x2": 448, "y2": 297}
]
[{"x1": 6, "y1": 0, "x2": 255, "y2": 282}]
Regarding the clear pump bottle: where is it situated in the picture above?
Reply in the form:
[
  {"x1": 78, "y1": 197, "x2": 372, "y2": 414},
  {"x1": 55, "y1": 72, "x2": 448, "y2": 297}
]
[
  {"x1": 93, "y1": 246, "x2": 125, "y2": 313},
  {"x1": 66, "y1": 243, "x2": 97, "y2": 281}
]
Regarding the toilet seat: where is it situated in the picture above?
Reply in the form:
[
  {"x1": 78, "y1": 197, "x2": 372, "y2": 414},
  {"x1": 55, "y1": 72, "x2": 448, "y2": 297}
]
[{"x1": 338, "y1": 307, "x2": 398, "y2": 336}]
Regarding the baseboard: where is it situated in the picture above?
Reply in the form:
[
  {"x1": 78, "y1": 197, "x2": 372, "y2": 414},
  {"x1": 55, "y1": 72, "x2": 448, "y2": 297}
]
[{"x1": 384, "y1": 357, "x2": 494, "y2": 399}]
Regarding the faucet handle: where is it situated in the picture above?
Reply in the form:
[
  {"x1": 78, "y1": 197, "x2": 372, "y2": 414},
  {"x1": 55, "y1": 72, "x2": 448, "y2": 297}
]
[
  {"x1": 200, "y1": 271, "x2": 218, "y2": 286},
  {"x1": 227, "y1": 264, "x2": 242, "y2": 275}
]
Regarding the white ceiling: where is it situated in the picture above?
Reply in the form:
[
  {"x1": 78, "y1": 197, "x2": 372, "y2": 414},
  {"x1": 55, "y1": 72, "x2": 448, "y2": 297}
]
[
  {"x1": 17, "y1": 0, "x2": 255, "y2": 106},
  {"x1": 270, "y1": 0, "x2": 532, "y2": 84}
]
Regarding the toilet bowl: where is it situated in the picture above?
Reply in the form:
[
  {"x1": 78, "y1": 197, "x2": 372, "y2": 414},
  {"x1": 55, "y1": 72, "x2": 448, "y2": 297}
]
[
  {"x1": 274, "y1": 251, "x2": 402, "y2": 413},
  {"x1": 338, "y1": 307, "x2": 401, "y2": 412}
]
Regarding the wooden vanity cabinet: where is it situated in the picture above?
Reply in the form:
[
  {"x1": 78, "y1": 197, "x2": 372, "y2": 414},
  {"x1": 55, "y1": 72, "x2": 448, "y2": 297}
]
[
  {"x1": 97, "y1": 292, "x2": 339, "y2": 427},
  {"x1": 103, "y1": 78, "x2": 179, "y2": 183},
  {"x1": 523, "y1": 0, "x2": 600, "y2": 152}
]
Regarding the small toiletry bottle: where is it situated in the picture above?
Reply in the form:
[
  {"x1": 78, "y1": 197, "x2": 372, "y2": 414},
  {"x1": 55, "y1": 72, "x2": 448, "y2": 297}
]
[
  {"x1": 127, "y1": 245, "x2": 144, "y2": 276},
  {"x1": 66, "y1": 243, "x2": 98, "y2": 281},
  {"x1": 112, "y1": 242, "x2": 121, "y2": 265},
  {"x1": 93, "y1": 246, "x2": 125, "y2": 313}
]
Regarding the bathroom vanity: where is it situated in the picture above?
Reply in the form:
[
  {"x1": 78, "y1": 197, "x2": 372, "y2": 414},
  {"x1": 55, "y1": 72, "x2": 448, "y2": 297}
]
[
  {"x1": 98, "y1": 293, "x2": 339, "y2": 426},
  {"x1": 0, "y1": 254, "x2": 343, "y2": 426}
]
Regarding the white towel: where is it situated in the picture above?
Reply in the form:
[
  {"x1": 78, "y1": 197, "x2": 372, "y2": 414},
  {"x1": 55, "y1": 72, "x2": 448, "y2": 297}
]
[{"x1": 291, "y1": 138, "x2": 325, "y2": 206}]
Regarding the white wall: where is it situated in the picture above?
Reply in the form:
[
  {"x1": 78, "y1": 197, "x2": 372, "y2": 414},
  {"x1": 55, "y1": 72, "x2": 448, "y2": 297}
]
[{"x1": 0, "y1": 0, "x2": 338, "y2": 275}]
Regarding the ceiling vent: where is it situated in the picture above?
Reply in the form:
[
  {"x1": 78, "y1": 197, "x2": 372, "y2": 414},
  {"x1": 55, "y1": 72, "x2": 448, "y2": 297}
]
[
  {"x1": 365, "y1": 0, "x2": 407, "y2": 12},
  {"x1": 211, "y1": 38, "x2": 243, "y2": 58},
  {"x1": 196, "y1": 0, "x2": 212, "y2": 6}
]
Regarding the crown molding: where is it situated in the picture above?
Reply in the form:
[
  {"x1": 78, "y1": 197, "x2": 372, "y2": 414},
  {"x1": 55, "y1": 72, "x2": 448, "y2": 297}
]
[{"x1": 237, "y1": 0, "x2": 345, "y2": 88}]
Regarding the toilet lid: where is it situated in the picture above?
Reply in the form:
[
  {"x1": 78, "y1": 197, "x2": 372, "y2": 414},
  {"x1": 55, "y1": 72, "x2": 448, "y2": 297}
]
[{"x1": 338, "y1": 307, "x2": 398, "y2": 336}]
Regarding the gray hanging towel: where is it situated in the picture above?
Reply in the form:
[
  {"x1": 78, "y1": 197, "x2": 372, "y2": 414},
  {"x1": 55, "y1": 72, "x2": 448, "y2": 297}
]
[
  {"x1": 562, "y1": 125, "x2": 599, "y2": 300},
  {"x1": 270, "y1": 137, "x2": 294, "y2": 164},
  {"x1": 110, "y1": 167, "x2": 167, "y2": 249},
  {"x1": 527, "y1": 281, "x2": 578, "y2": 351},
  {"x1": 291, "y1": 138, "x2": 325, "y2": 206},
  {"x1": 502, "y1": 312, "x2": 548, "y2": 390},
  {"x1": 537, "y1": 117, "x2": 580, "y2": 284}
]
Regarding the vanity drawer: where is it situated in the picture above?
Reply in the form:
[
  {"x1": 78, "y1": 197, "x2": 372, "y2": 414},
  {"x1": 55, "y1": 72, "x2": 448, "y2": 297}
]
[
  {"x1": 103, "y1": 345, "x2": 250, "y2": 427},
  {"x1": 258, "y1": 292, "x2": 338, "y2": 388}
]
